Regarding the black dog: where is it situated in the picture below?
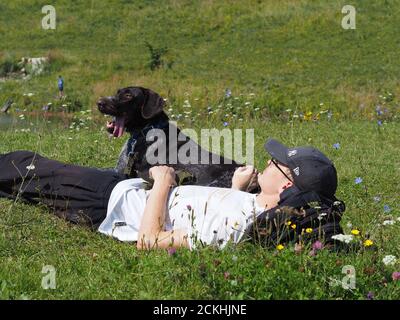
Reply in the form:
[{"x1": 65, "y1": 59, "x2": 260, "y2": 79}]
[{"x1": 97, "y1": 86, "x2": 257, "y2": 190}]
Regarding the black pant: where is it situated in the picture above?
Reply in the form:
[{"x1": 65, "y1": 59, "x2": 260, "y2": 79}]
[{"x1": 0, "y1": 151, "x2": 126, "y2": 230}]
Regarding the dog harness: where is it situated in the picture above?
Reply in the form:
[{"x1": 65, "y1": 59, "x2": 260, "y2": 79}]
[{"x1": 124, "y1": 119, "x2": 170, "y2": 177}]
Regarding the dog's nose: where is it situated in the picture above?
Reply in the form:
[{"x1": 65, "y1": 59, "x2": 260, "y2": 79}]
[{"x1": 97, "y1": 99, "x2": 106, "y2": 111}]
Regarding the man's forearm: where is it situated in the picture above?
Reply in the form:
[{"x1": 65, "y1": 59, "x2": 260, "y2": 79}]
[{"x1": 137, "y1": 180, "x2": 171, "y2": 247}]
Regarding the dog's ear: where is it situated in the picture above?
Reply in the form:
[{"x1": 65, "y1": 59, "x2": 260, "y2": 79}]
[{"x1": 141, "y1": 88, "x2": 165, "y2": 119}]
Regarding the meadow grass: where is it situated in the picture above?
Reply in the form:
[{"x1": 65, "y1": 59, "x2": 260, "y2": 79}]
[
  {"x1": 0, "y1": 0, "x2": 400, "y2": 300},
  {"x1": 0, "y1": 118, "x2": 399, "y2": 300}
]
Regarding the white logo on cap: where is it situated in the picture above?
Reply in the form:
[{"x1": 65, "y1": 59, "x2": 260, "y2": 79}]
[
  {"x1": 288, "y1": 150, "x2": 297, "y2": 157},
  {"x1": 293, "y1": 167, "x2": 300, "y2": 176}
]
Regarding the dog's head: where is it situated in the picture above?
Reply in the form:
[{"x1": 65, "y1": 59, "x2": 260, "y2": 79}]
[{"x1": 97, "y1": 86, "x2": 166, "y2": 137}]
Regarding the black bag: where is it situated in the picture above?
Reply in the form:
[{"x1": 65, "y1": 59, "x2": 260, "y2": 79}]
[{"x1": 248, "y1": 186, "x2": 345, "y2": 248}]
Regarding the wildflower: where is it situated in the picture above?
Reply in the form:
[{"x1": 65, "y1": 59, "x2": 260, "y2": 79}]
[
  {"x1": 354, "y1": 177, "x2": 363, "y2": 184},
  {"x1": 276, "y1": 244, "x2": 284, "y2": 251},
  {"x1": 332, "y1": 234, "x2": 354, "y2": 244},
  {"x1": 382, "y1": 255, "x2": 397, "y2": 266},
  {"x1": 225, "y1": 89, "x2": 232, "y2": 98},
  {"x1": 312, "y1": 241, "x2": 323, "y2": 251},
  {"x1": 392, "y1": 272, "x2": 400, "y2": 281},
  {"x1": 373, "y1": 196, "x2": 381, "y2": 202},
  {"x1": 167, "y1": 247, "x2": 177, "y2": 256},
  {"x1": 351, "y1": 229, "x2": 360, "y2": 236},
  {"x1": 363, "y1": 239, "x2": 373, "y2": 247},
  {"x1": 294, "y1": 243, "x2": 304, "y2": 254},
  {"x1": 382, "y1": 220, "x2": 395, "y2": 226},
  {"x1": 26, "y1": 164, "x2": 35, "y2": 170},
  {"x1": 286, "y1": 221, "x2": 292, "y2": 226},
  {"x1": 327, "y1": 111, "x2": 333, "y2": 120},
  {"x1": 291, "y1": 224, "x2": 297, "y2": 230},
  {"x1": 232, "y1": 255, "x2": 238, "y2": 262},
  {"x1": 224, "y1": 271, "x2": 230, "y2": 280},
  {"x1": 377, "y1": 120, "x2": 382, "y2": 126},
  {"x1": 383, "y1": 205, "x2": 391, "y2": 213},
  {"x1": 223, "y1": 122, "x2": 229, "y2": 127},
  {"x1": 186, "y1": 204, "x2": 192, "y2": 211},
  {"x1": 346, "y1": 222, "x2": 353, "y2": 229},
  {"x1": 366, "y1": 292, "x2": 374, "y2": 300},
  {"x1": 333, "y1": 143, "x2": 340, "y2": 150},
  {"x1": 306, "y1": 228, "x2": 313, "y2": 233}
]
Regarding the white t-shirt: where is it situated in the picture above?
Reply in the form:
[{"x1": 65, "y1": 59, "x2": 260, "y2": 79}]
[{"x1": 98, "y1": 178, "x2": 266, "y2": 250}]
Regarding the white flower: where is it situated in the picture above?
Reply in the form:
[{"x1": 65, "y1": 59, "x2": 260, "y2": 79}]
[
  {"x1": 331, "y1": 234, "x2": 354, "y2": 244},
  {"x1": 383, "y1": 220, "x2": 396, "y2": 226},
  {"x1": 382, "y1": 255, "x2": 397, "y2": 266},
  {"x1": 26, "y1": 164, "x2": 35, "y2": 170}
]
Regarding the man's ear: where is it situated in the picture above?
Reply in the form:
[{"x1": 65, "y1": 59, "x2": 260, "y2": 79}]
[{"x1": 140, "y1": 88, "x2": 165, "y2": 119}]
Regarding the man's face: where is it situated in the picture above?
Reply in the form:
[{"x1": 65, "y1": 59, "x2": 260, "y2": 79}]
[{"x1": 258, "y1": 159, "x2": 293, "y2": 195}]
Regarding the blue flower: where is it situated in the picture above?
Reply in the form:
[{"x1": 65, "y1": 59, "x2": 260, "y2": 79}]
[
  {"x1": 383, "y1": 205, "x2": 391, "y2": 213},
  {"x1": 333, "y1": 143, "x2": 340, "y2": 150},
  {"x1": 223, "y1": 122, "x2": 229, "y2": 127},
  {"x1": 225, "y1": 89, "x2": 232, "y2": 98},
  {"x1": 355, "y1": 177, "x2": 363, "y2": 184},
  {"x1": 377, "y1": 120, "x2": 382, "y2": 126}
]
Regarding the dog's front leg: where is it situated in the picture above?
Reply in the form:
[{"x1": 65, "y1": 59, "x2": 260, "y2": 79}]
[{"x1": 115, "y1": 140, "x2": 129, "y2": 174}]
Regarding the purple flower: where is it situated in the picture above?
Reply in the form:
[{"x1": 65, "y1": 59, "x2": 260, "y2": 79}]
[
  {"x1": 392, "y1": 272, "x2": 400, "y2": 281},
  {"x1": 383, "y1": 205, "x2": 391, "y2": 213},
  {"x1": 377, "y1": 120, "x2": 383, "y2": 126},
  {"x1": 167, "y1": 247, "x2": 177, "y2": 256},
  {"x1": 223, "y1": 121, "x2": 229, "y2": 127},
  {"x1": 355, "y1": 177, "x2": 363, "y2": 184},
  {"x1": 333, "y1": 143, "x2": 340, "y2": 150},
  {"x1": 366, "y1": 291, "x2": 374, "y2": 300},
  {"x1": 312, "y1": 240, "x2": 323, "y2": 251},
  {"x1": 225, "y1": 89, "x2": 232, "y2": 98}
]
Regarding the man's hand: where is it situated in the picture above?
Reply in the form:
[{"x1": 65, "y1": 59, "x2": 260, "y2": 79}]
[
  {"x1": 231, "y1": 165, "x2": 258, "y2": 191},
  {"x1": 149, "y1": 166, "x2": 177, "y2": 188}
]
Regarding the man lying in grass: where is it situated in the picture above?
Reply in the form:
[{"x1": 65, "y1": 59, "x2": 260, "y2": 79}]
[{"x1": 0, "y1": 138, "x2": 344, "y2": 250}]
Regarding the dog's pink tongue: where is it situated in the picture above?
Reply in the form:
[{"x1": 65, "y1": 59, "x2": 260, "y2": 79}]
[{"x1": 113, "y1": 116, "x2": 125, "y2": 138}]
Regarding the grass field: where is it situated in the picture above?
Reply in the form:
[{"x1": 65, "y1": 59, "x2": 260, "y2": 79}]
[{"x1": 0, "y1": 0, "x2": 399, "y2": 300}]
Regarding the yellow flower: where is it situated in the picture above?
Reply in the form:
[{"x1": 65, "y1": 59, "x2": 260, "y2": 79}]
[
  {"x1": 306, "y1": 228, "x2": 313, "y2": 233},
  {"x1": 276, "y1": 244, "x2": 284, "y2": 251},
  {"x1": 351, "y1": 229, "x2": 360, "y2": 236},
  {"x1": 291, "y1": 224, "x2": 297, "y2": 229},
  {"x1": 286, "y1": 221, "x2": 292, "y2": 226},
  {"x1": 364, "y1": 239, "x2": 373, "y2": 247},
  {"x1": 304, "y1": 111, "x2": 313, "y2": 121}
]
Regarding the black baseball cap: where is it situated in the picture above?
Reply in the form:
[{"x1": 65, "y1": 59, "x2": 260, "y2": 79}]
[{"x1": 264, "y1": 138, "x2": 338, "y2": 198}]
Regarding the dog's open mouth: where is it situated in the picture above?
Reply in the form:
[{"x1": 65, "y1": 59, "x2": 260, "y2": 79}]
[{"x1": 107, "y1": 115, "x2": 126, "y2": 138}]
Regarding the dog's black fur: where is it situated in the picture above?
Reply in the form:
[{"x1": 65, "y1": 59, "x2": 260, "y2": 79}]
[{"x1": 97, "y1": 86, "x2": 255, "y2": 189}]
